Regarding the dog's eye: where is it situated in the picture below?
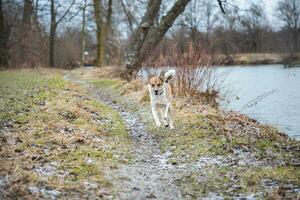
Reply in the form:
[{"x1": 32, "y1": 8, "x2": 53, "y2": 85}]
[
  {"x1": 157, "y1": 84, "x2": 161, "y2": 87},
  {"x1": 151, "y1": 84, "x2": 155, "y2": 87}
]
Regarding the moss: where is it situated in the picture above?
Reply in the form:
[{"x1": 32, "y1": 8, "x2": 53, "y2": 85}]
[
  {"x1": 177, "y1": 165, "x2": 300, "y2": 198},
  {"x1": 255, "y1": 139, "x2": 274, "y2": 150},
  {"x1": 87, "y1": 99, "x2": 128, "y2": 138},
  {"x1": 242, "y1": 166, "x2": 300, "y2": 187},
  {"x1": 0, "y1": 70, "x2": 66, "y2": 125},
  {"x1": 177, "y1": 168, "x2": 241, "y2": 198},
  {"x1": 91, "y1": 79, "x2": 119, "y2": 88},
  {"x1": 230, "y1": 137, "x2": 249, "y2": 147}
]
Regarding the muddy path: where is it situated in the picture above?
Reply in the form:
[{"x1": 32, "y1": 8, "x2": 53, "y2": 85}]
[
  {"x1": 65, "y1": 72, "x2": 183, "y2": 199},
  {"x1": 94, "y1": 89, "x2": 182, "y2": 199}
]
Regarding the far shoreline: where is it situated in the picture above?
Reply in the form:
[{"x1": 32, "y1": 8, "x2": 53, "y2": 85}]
[{"x1": 216, "y1": 53, "x2": 300, "y2": 67}]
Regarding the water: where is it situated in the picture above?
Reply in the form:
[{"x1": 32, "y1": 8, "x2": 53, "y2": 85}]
[{"x1": 219, "y1": 65, "x2": 300, "y2": 140}]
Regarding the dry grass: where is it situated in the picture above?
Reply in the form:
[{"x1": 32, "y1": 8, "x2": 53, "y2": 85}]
[{"x1": 0, "y1": 69, "x2": 131, "y2": 199}]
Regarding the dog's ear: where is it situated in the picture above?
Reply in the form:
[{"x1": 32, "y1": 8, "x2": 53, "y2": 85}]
[{"x1": 159, "y1": 70, "x2": 165, "y2": 82}]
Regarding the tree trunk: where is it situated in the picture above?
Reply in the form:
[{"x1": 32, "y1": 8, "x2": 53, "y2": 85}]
[
  {"x1": 0, "y1": 0, "x2": 10, "y2": 68},
  {"x1": 23, "y1": 0, "x2": 33, "y2": 27},
  {"x1": 49, "y1": 0, "x2": 75, "y2": 68},
  {"x1": 104, "y1": 0, "x2": 112, "y2": 64},
  {"x1": 22, "y1": 0, "x2": 34, "y2": 67},
  {"x1": 124, "y1": 0, "x2": 162, "y2": 76},
  {"x1": 80, "y1": 0, "x2": 87, "y2": 66},
  {"x1": 292, "y1": 0, "x2": 299, "y2": 52},
  {"x1": 93, "y1": 0, "x2": 105, "y2": 67},
  {"x1": 34, "y1": 0, "x2": 39, "y2": 21},
  {"x1": 106, "y1": 0, "x2": 112, "y2": 32},
  {"x1": 49, "y1": 0, "x2": 56, "y2": 68},
  {"x1": 124, "y1": 0, "x2": 191, "y2": 77}
]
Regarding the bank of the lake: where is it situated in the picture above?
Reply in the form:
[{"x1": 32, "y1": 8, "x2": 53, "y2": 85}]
[{"x1": 218, "y1": 64, "x2": 300, "y2": 140}]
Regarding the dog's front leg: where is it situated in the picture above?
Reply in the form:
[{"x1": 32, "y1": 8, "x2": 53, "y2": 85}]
[
  {"x1": 164, "y1": 103, "x2": 174, "y2": 129},
  {"x1": 151, "y1": 105, "x2": 161, "y2": 128}
]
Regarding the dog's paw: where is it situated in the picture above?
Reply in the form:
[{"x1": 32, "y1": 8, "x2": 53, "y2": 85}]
[
  {"x1": 156, "y1": 123, "x2": 161, "y2": 128},
  {"x1": 169, "y1": 126, "x2": 174, "y2": 130}
]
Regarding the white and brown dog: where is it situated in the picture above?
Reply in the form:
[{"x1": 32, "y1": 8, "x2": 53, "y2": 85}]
[{"x1": 148, "y1": 69, "x2": 176, "y2": 129}]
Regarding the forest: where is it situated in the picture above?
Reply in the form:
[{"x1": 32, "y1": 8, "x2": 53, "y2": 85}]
[{"x1": 1, "y1": 0, "x2": 300, "y2": 72}]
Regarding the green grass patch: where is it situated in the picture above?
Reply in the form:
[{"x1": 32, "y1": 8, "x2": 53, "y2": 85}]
[
  {"x1": 87, "y1": 99, "x2": 128, "y2": 138},
  {"x1": 90, "y1": 79, "x2": 120, "y2": 88},
  {"x1": 241, "y1": 166, "x2": 300, "y2": 188},
  {"x1": 0, "y1": 70, "x2": 65, "y2": 125}
]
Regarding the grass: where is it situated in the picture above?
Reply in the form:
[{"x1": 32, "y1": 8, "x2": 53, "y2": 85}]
[
  {"x1": 0, "y1": 69, "x2": 132, "y2": 199},
  {"x1": 90, "y1": 79, "x2": 120, "y2": 88},
  {"x1": 0, "y1": 70, "x2": 64, "y2": 125},
  {"x1": 176, "y1": 165, "x2": 300, "y2": 198}
]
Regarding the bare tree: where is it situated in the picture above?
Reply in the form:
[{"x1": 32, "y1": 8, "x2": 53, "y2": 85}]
[
  {"x1": 93, "y1": 0, "x2": 114, "y2": 67},
  {"x1": 123, "y1": 0, "x2": 228, "y2": 78},
  {"x1": 277, "y1": 0, "x2": 300, "y2": 52},
  {"x1": 124, "y1": 0, "x2": 191, "y2": 78},
  {"x1": 183, "y1": 0, "x2": 219, "y2": 49},
  {"x1": 49, "y1": 0, "x2": 76, "y2": 68},
  {"x1": 80, "y1": 0, "x2": 88, "y2": 66},
  {"x1": 239, "y1": 3, "x2": 267, "y2": 53},
  {"x1": 0, "y1": 0, "x2": 10, "y2": 68},
  {"x1": 93, "y1": 0, "x2": 104, "y2": 67},
  {"x1": 23, "y1": 0, "x2": 33, "y2": 27},
  {"x1": 34, "y1": 0, "x2": 39, "y2": 20},
  {"x1": 120, "y1": 0, "x2": 135, "y2": 35}
]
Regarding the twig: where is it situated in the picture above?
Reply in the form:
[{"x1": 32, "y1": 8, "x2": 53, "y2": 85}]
[{"x1": 240, "y1": 89, "x2": 277, "y2": 111}]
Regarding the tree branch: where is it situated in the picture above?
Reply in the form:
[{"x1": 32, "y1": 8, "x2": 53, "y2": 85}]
[
  {"x1": 217, "y1": 0, "x2": 226, "y2": 14},
  {"x1": 56, "y1": 0, "x2": 76, "y2": 25},
  {"x1": 121, "y1": 0, "x2": 135, "y2": 35},
  {"x1": 149, "y1": 0, "x2": 192, "y2": 47}
]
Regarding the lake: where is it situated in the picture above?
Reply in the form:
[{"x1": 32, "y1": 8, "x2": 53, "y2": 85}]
[{"x1": 218, "y1": 65, "x2": 300, "y2": 140}]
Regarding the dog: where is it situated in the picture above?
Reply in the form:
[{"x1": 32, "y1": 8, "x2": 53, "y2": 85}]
[{"x1": 148, "y1": 69, "x2": 176, "y2": 129}]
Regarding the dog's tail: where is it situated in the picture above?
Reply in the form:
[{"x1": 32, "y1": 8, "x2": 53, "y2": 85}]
[{"x1": 164, "y1": 69, "x2": 176, "y2": 83}]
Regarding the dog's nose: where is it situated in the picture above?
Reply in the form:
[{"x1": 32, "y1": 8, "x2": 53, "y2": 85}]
[{"x1": 155, "y1": 90, "x2": 158, "y2": 95}]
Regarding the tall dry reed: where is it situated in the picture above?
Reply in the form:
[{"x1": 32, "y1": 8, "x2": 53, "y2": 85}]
[{"x1": 142, "y1": 44, "x2": 225, "y2": 106}]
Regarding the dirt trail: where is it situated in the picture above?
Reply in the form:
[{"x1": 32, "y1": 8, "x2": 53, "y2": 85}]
[
  {"x1": 66, "y1": 71, "x2": 257, "y2": 199},
  {"x1": 64, "y1": 70, "x2": 185, "y2": 199},
  {"x1": 94, "y1": 90, "x2": 182, "y2": 199}
]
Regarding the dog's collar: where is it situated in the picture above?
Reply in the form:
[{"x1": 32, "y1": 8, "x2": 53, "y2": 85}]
[
  {"x1": 153, "y1": 88, "x2": 164, "y2": 96},
  {"x1": 158, "y1": 89, "x2": 164, "y2": 95}
]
